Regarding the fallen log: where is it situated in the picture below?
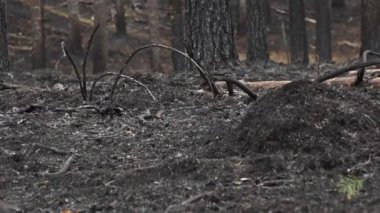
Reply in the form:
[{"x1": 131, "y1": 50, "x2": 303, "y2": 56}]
[{"x1": 215, "y1": 77, "x2": 380, "y2": 92}]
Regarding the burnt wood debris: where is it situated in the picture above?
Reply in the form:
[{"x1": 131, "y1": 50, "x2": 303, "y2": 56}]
[{"x1": 1, "y1": 1, "x2": 380, "y2": 212}]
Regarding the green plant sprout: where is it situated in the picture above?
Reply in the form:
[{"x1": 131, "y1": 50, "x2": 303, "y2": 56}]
[{"x1": 337, "y1": 176, "x2": 364, "y2": 200}]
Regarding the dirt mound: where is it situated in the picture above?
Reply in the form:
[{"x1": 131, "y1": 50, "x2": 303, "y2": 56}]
[{"x1": 215, "y1": 81, "x2": 380, "y2": 171}]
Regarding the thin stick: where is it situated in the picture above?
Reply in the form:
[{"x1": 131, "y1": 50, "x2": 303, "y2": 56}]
[
  {"x1": 108, "y1": 44, "x2": 217, "y2": 107},
  {"x1": 89, "y1": 72, "x2": 157, "y2": 102},
  {"x1": 354, "y1": 50, "x2": 380, "y2": 86},
  {"x1": 315, "y1": 59, "x2": 380, "y2": 83},
  {"x1": 63, "y1": 44, "x2": 85, "y2": 100},
  {"x1": 121, "y1": 74, "x2": 157, "y2": 102},
  {"x1": 82, "y1": 24, "x2": 100, "y2": 100},
  {"x1": 213, "y1": 76, "x2": 258, "y2": 100},
  {"x1": 41, "y1": 154, "x2": 75, "y2": 176}
]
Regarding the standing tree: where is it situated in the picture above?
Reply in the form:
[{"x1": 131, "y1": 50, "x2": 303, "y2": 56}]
[
  {"x1": 185, "y1": 0, "x2": 237, "y2": 71},
  {"x1": 31, "y1": 0, "x2": 46, "y2": 69},
  {"x1": 92, "y1": 0, "x2": 108, "y2": 73},
  {"x1": 315, "y1": 0, "x2": 332, "y2": 62},
  {"x1": 246, "y1": 0, "x2": 269, "y2": 63},
  {"x1": 68, "y1": 0, "x2": 83, "y2": 55},
  {"x1": 230, "y1": 0, "x2": 239, "y2": 34},
  {"x1": 147, "y1": 0, "x2": 161, "y2": 72},
  {"x1": 114, "y1": 0, "x2": 127, "y2": 36},
  {"x1": 238, "y1": 0, "x2": 247, "y2": 35},
  {"x1": 0, "y1": 0, "x2": 9, "y2": 72},
  {"x1": 169, "y1": 0, "x2": 185, "y2": 72},
  {"x1": 361, "y1": 0, "x2": 380, "y2": 53},
  {"x1": 289, "y1": 0, "x2": 308, "y2": 64},
  {"x1": 331, "y1": 0, "x2": 345, "y2": 8}
]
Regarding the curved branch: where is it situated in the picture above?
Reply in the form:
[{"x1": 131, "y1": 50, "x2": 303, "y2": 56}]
[
  {"x1": 354, "y1": 50, "x2": 380, "y2": 86},
  {"x1": 81, "y1": 23, "x2": 100, "y2": 100},
  {"x1": 315, "y1": 59, "x2": 380, "y2": 83},
  {"x1": 213, "y1": 76, "x2": 258, "y2": 100},
  {"x1": 63, "y1": 45, "x2": 85, "y2": 100},
  {"x1": 89, "y1": 72, "x2": 157, "y2": 102},
  {"x1": 108, "y1": 44, "x2": 218, "y2": 106}
]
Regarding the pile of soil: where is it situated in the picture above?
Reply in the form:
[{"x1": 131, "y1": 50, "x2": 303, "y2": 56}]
[{"x1": 213, "y1": 80, "x2": 380, "y2": 172}]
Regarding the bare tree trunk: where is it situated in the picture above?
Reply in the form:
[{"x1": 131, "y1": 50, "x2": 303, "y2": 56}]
[
  {"x1": 361, "y1": 0, "x2": 380, "y2": 53},
  {"x1": 147, "y1": 0, "x2": 161, "y2": 72},
  {"x1": 169, "y1": 0, "x2": 185, "y2": 72},
  {"x1": 68, "y1": 0, "x2": 82, "y2": 55},
  {"x1": 238, "y1": 0, "x2": 247, "y2": 35},
  {"x1": 92, "y1": 0, "x2": 108, "y2": 74},
  {"x1": 264, "y1": 0, "x2": 271, "y2": 24},
  {"x1": 185, "y1": 0, "x2": 237, "y2": 71},
  {"x1": 289, "y1": 0, "x2": 308, "y2": 64},
  {"x1": 332, "y1": 0, "x2": 345, "y2": 8},
  {"x1": 315, "y1": 0, "x2": 332, "y2": 62},
  {"x1": 31, "y1": 0, "x2": 46, "y2": 69},
  {"x1": 246, "y1": 0, "x2": 269, "y2": 63},
  {"x1": 230, "y1": 0, "x2": 239, "y2": 34},
  {"x1": 0, "y1": 0, "x2": 9, "y2": 72},
  {"x1": 115, "y1": 0, "x2": 127, "y2": 36}
]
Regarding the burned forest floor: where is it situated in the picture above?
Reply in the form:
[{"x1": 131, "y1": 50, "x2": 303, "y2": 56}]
[{"x1": 1, "y1": 67, "x2": 380, "y2": 212}]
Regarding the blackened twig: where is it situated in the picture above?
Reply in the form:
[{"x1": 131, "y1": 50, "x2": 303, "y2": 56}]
[
  {"x1": 63, "y1": 43, "x2": 85, "y2": 100},
  {"x1": 82, "y1": 24, "x2": 100, "y2": 100},
  {"x1": 41, "y1": 154, "x2": 75, "y2": 177},
  {"x1": 354, "y1": 50, "x2": 380, "y2": 86},
  {"x1": 315, "y1": 59, "x2": 380, "y2": 83},
  {"x1": 89, "y1": 72, "x2": 157, "y2": 102},
  {"x1": 108, "y1": 44, "x2": 218, "y2": 109},
  {"x1": 213, "y1": 76, "x2": 258, "y2": 100}
]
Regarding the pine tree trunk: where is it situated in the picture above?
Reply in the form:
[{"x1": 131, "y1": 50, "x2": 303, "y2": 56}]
[
  {"x1": 147, "y1": 0, "x2": 161, "y2": 72},
  {"x1": 246, "y1": 0, "x2": 269, "y2": 63},
  {"x1": 331, "y1": 0, "x2": 345, "y2": 8},
  {"x1": 0, "y1": 0, "x2": 9, "y2": 72},
  {"x1": 361, "y1": 0, "x2": 380, "y2": 53},
  {"x1": 315, "y1": 0, "x2": 332, "y2": 62},
  {"x1": 185, "y1": 0, "x2": 237, "y2": 71},
  {"x1": 68, "y1": 0, "x2": 82, "y2": 55},
  {"x1": 115, "y1": 0, "x2": 127, "y2": 36},
  {"x1": 31, "y1": 0, "x2": 46, "y2": 69},
  {"x1": 238, "y1": 0, "x2": 247, "y2": 35},
  {"x1": 169, "y1": 0, "x2": 185, "y2": 72},
  {"x1": 93, "y1": 0, "x2": 108, "y2": 73},
  {"x1": 264, "y1": 0, "x2": 271, "y2": 24},
  {"x1": 289, "y1": 0, "x2": 308, "y2": 64},
  {"x1": 230, "y1": 0, "x2": 239, "y2": 34}
]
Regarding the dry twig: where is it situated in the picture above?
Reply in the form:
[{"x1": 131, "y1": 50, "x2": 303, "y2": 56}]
[{"x1": 41, "y1": 154, "x2": 75, "y2": 177}]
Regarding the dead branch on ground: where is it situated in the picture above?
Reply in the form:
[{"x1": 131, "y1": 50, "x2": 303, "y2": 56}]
[
  {"x1": 89, "y1": 72, "x2": 157, "y2": 102},
  {"x1": 40, "y1": 154, "x2": 75, "y2": 177},
  {"x1": 316, "y1": 58, "x2": 380, "y2": 83},
  {"x1": 354, "y1": 50, "x2": 380, "y2": 86}
]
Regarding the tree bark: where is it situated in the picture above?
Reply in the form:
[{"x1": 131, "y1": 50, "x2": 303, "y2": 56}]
[
  {"x1": 230, "y1": 0, "x2": 239, "y2": 34},
  {"x1": 115, "y1": 0, "x2": 127, "y2": 36},
  {"x1": 169, "y1": 0, "x2": 185, "y2": 72},
  {"x1": 361, "y1": 0, "x2": 380, "y2": 53},
  {"x1": 264, "y1": 0, "x2": 271, "y2": 24},
  {"x1": 92, "y1": 0, "x2": 108, "y2": 73},
  {"x1": 185, "y1": 0, "x2": 237, "y2": 71},
  {"x1": 315, "y1": 0, "x2": 332, "y2": 62},
  {"x1": 147, "y1": 0, "x2": 161, "y2": 72},
  {"x1": 238, "y1": 0, "x2": 247, "y2": 35},
  {"x1": 0, "y1": 0, "x2": 9, "y2": 72},
  {"x1": 289, "y1": 0, "x2": 308, "y2": 64},
  {"x1": 68, "y1": 0, "x2": 83, "y2": 55},
  {"x1": 31, "y1": 0, "x2": 46, "y2": 69},
  {"x1": 246, "y1": 0, "x2": 269, "y2": 63},
  {"x1": 331, "y1": 0, "x2": 345, "y2": 8}
]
